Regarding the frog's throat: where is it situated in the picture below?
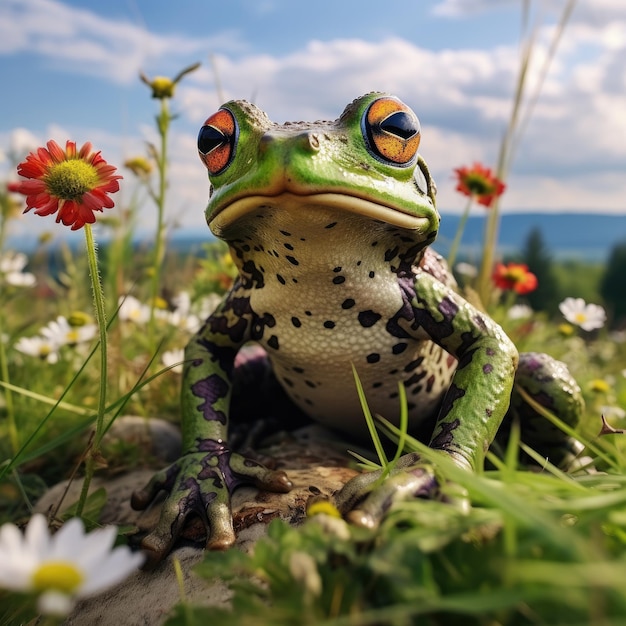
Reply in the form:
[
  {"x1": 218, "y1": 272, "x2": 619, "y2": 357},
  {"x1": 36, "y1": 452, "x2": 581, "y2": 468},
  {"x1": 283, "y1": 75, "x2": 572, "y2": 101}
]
[{"x1": 209, "y1": 192, "x2": 433, "y2": 237}]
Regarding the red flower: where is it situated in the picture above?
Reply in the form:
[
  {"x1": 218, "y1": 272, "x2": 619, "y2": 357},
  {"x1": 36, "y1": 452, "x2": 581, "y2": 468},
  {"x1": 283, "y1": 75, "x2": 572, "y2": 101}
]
[
  {"x1": 453, "y1": 163, "x2": 506, "y2": 207},
  {"x1": 8, "y1": 140, "x2": 122, "y2": 230},
  {"x1": 492, "y1": 262, "x2": 538, "y2": 294}
]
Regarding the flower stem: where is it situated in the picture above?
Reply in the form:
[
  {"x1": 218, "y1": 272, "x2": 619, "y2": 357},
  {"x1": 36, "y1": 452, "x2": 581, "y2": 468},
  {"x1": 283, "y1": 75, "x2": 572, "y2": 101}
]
[
  {"x1": 0, "y1": 309, "x2": 17, "y2": 454},
  {"x1": 148, "y1": 98, "x2": 171, "y2": 341},
  {"x1": 447, "y1": 196, "x2": 473, "y2": 271},
  {"x1": 0, "y1": 208, "x2": 18, "y2": 454},
  {"x1": 76, "y1": 224, "x2": 108, "y2": 517}
]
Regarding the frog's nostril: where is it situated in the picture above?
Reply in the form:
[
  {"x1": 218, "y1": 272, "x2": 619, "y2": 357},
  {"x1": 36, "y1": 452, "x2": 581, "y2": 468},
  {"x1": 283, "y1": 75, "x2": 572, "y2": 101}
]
[
  {"x1": 296, "y1": 132, "x2": 320, "y2": 152},
  {"x1": 307, "y1": 133, "x2": 320, "y2": 150}
]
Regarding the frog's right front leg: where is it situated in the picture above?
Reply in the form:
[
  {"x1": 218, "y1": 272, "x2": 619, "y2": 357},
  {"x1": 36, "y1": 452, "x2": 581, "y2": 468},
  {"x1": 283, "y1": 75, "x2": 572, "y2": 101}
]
[{"x1": 131, "y1": 294, "x2": 293, "y2": 565}]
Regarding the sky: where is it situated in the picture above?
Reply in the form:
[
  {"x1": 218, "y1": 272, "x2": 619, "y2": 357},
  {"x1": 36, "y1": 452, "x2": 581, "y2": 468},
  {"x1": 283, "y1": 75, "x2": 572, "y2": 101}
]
[{"x1": 0, "y1": 0, "x2": 625, "y2": 244}]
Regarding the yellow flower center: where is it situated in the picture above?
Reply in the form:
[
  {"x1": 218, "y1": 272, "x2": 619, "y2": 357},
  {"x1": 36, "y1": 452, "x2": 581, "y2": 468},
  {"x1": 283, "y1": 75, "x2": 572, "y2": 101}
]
[
  {"x1": 465, "y1": 173, "x2": 494, "y2": 196},
  {"x1": 150, "y1": 76, "x2": 175, "y2": 99},
  {"x1": 45, "y1": 159, "x2": 100, "y2": 201},
  {"x1": 124, "y1": 156, "x2": 153, "y2": 177},
  {"x1": 504, "y1": 267, "x2": 526, "y2": 283},
  {"x1": 68, "y1": 311, "x2": 92, "y2": 327},
  {"x1": 590, "y1": 379, "x2": 611, "y2": 394},
  {"x1": 574, "y1": 312, "x2": 588, "y2": 324},
  {"x1": 38, "y1": 344, "x2": 52, "y2": 358},
  {"x1": 32, "y1": 561, "x2": 84, "y2": 595},
  {"x1": 66, "y1": 329, "x2": 80, "y2": 344},
  {"x1": 307, "y1": 500, "x2": 342, "y2": 518}
]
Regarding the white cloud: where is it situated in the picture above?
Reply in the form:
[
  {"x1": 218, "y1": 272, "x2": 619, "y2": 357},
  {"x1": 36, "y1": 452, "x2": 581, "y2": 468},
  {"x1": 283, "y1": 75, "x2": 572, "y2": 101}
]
[
  {"x1": 432, "y1": 0, "x2": 521, "y2": 18},
  {"x1": 0, "y1": 0, "x2": 244, "y2": 84}
]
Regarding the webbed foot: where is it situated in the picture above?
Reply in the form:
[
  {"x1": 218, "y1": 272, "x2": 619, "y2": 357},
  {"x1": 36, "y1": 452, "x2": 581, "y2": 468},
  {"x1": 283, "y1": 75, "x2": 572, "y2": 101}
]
[
  {"x1": 334, "y1": 453, "x2": 440, "y2": 529},
  {"x1": 131, "y1": 442, "x2": 293, "y2": 567}
]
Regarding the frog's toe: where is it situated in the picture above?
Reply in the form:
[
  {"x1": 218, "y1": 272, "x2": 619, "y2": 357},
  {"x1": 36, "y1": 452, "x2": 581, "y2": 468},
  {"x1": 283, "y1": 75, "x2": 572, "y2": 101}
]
[
  {"x1": 140, "y1": 507, "x2": 188, "y2": 569},
  {"x1": 334, "y1": 468, "x2": 385, "y2": 514},
  {"x1": 339, "y1": 464, "x2": 439, "y2": 530},
  {"x1": 204, "y1": 500, "x2": 237, "y2": 551},
  {"x1": 131, "y1": 464, "x2": 177, "y2": 511},
  {"x1": 139, "y1": 477, "x2": 238, "y2": 567},
  {"x1": 229, "y1": 453, "x2": 294, "y2": 493}
]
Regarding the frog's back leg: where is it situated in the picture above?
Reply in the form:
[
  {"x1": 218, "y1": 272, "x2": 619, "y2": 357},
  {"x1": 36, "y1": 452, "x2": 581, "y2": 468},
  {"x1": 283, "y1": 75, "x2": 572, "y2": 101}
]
[{"x1": 496, "y1": 352, "x2": 585, "y2": 469}]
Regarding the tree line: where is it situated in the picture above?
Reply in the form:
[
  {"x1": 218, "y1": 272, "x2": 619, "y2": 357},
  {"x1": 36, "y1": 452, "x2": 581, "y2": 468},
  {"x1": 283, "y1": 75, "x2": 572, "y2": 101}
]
[{"x1": 519, "y1": 227, "x2": 626, "y2": 328}]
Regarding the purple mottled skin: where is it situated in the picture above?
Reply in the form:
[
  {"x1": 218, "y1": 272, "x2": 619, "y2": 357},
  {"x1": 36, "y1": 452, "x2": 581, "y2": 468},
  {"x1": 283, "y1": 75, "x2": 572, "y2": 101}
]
[{"x1": 132, "y1": 93, "x2": 584, "y2": 564}]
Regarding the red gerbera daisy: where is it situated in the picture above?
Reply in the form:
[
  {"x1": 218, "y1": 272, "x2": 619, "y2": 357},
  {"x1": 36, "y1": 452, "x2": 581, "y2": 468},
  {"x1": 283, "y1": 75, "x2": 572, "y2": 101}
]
[
  {"x1": 453, "y1": 163, "x2": 506, "y2": 208},
  {"x1": 492, "y1": 262, "x2": 538, "y2": 295},
  {"x1": 8, "y1": 140, "x2": 122, "y2": 230}
]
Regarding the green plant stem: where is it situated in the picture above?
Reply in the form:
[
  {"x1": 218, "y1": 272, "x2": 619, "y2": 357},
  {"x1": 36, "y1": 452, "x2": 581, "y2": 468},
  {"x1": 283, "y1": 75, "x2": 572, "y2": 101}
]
[
  {"x1": 447, "y1": 196, "x2": 473, "y2": 271},
  {"x1": 0, "y1": 207, "x2": 18, "y2": 454},
  {"x1": 76, "y1": 224, "x2": 108, "y2": 517},
  {"x1": 0, "y1": 311, "x2": 17, "y2": 454},
  {"x1": 148, "y1": 98, "x2": 171, "y2": 340},
  {"x1": 477, "y1": 0, "x2": 575, "y2": 305}
]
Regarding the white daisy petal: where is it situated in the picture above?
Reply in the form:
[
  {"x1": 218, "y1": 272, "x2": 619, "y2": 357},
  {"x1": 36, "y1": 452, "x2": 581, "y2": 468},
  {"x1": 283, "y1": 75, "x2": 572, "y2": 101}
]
[
  {"x1": 48, "y1": 517, "x2": 86, "y2": 559},
  {"x1": 73, "y1": 526, "x2": 118, "y2": 571},
  {"x1": 37, "y1": 590, "x2": 76, "y2": 616},
  {"x1": 80, "y1": 548, "x2": 143, "y2": 594},
  {"x1": 25, "y1": 514, "x2": 52, "y2": 559},
  {"x1": 0, "y1": 522, "x2": 23, "y2": 554}
]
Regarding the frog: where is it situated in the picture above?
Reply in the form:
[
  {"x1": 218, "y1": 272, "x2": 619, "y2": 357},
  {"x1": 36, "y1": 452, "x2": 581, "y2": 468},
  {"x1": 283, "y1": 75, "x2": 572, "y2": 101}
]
[{"x1": 131, "y1": 93, "x2": 584, "y2": 562}]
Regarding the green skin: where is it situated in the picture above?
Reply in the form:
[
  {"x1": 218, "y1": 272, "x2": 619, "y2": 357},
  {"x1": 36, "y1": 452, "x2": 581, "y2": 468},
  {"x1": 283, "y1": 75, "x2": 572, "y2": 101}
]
[{"x1": 132, "y1": 93, "x2": 584, "y2": 563}]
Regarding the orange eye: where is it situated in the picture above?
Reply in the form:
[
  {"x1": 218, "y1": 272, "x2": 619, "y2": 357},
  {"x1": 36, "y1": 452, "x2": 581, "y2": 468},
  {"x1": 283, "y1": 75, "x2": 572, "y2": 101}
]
[
  {"x1": 198, "y1": 108, "x2": 237, "y2": 175},
  {"x1": 363, "y1": 97, "x2": 420, "y2": 166}
]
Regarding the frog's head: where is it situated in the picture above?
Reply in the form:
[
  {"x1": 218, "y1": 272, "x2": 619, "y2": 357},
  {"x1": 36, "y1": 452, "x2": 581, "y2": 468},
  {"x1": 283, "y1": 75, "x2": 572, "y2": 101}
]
[{"x1": 198, "y1": 93, "x2": 439, "y2": 252}]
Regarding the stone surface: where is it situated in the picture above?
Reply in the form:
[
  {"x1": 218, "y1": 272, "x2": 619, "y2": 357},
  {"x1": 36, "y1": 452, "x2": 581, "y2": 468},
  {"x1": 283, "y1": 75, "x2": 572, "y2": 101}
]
[
  {"x1": 35, "y1": 425, "x2": 361, "y2": 625},
  {"x1": 101, "y1": 415, "x2": 183, "y2": 463}
]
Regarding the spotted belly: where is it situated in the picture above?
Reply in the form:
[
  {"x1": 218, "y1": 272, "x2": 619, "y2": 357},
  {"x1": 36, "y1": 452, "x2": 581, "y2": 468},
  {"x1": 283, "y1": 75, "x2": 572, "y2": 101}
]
[{"x1": 261, "y1": 326, "x2": 457, "y2": 438}]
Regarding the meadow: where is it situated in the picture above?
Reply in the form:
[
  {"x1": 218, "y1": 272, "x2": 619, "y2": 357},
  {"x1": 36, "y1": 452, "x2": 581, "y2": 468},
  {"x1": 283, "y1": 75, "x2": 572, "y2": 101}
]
[{"x1": 2, "y1": 5, "x2": 626, "y2": 624}]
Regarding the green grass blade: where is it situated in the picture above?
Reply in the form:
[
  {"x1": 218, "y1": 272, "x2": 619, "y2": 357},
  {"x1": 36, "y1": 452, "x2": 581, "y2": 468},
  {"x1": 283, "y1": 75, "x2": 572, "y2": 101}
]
[{"x1": 351, "y1": 363, "x2": 388, "y2": 469}]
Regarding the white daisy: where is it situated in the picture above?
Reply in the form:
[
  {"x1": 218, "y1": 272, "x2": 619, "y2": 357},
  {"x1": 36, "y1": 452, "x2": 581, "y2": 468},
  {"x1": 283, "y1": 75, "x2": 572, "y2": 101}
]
[
  {"x1": 166, "y1": 309, "x2": 202, "y2": 333},
  {"x1": 118, "y1": 295, "x2": 151, "y2": 324},
  {"x1": 507, "y1": 304, "x2": 533, "y2": 320},
  {"x1": 559, "y1": 297, "x2": 607, "y2": 332},
  {"x1": 162, "y1": 348, "x2": 185, "y2": 373},
  {"x1": 0, "y1": 251, "x2": 36, "y2": 287},
  {"x1": 41, "y1": 316, "x2": 97, "y2": 347},
  {"x1": 0, "y1": 514, "x2": 143, "y2": 616},
  {"x1": 14, "y1": 336, "x2": 60, "y2": 363},
  {"x1": 171, "y1": 291, "x2": 192, "y2": 315},
  {"x1": 0, "y1": 251, "x2": 29, "y2": 274}
]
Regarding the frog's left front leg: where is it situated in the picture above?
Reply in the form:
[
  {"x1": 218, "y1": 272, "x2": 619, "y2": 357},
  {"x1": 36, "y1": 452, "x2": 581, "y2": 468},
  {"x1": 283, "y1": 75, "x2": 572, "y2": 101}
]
[
  {"x1": 338, "y1": 270, "x2": 519, "y2": 526},
  {"x1": 132, "y1": 296, "x2": 293, "y2": 564}
]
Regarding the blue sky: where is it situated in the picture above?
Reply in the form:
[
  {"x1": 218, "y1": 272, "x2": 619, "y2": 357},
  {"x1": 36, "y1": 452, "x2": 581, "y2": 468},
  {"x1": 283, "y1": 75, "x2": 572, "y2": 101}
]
[{"x1": 1, "y1": 0, "x2": 625, "y2": 243}]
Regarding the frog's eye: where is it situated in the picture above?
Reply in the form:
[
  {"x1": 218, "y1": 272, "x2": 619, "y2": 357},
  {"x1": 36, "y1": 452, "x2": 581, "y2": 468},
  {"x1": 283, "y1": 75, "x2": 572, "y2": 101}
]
[
  {"x1": 198, "y1": 108, "x2": 238, "y2": 175},
  {"x1": 362, "y1": 97, "x2": 421, "y2": 166}
]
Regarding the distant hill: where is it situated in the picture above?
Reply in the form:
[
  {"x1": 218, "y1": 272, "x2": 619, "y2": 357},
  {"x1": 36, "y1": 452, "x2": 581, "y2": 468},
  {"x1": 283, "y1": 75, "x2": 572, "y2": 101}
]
[
  {"x1": 435, "y1": 212, "x2": 625, "y2": 263},
  {"x1": 168, "y1": 212, "x2": 625, "y2": 263}
]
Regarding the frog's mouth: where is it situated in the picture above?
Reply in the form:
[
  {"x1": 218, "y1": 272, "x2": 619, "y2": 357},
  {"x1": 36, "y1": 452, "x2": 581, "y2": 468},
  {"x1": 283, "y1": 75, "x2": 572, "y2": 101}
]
[{"x1": 209, "y1": 192, "x2": 434, "y2": 238}]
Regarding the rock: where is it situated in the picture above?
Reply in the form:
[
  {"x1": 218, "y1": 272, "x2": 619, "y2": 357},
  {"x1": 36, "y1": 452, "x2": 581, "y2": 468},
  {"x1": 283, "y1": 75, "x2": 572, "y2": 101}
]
[
  {"x1": 35, "y1": 425, "x2": 361, "y2": 625},
  {"x1": 101, "y1": 415, "x2": 182, "y2": 463}
]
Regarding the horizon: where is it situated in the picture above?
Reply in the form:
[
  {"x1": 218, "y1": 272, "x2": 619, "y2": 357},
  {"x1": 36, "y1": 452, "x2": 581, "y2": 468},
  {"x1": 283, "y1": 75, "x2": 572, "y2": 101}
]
[{"x1": 9, "y1": 211, "x2": 624, "y2": 265}]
